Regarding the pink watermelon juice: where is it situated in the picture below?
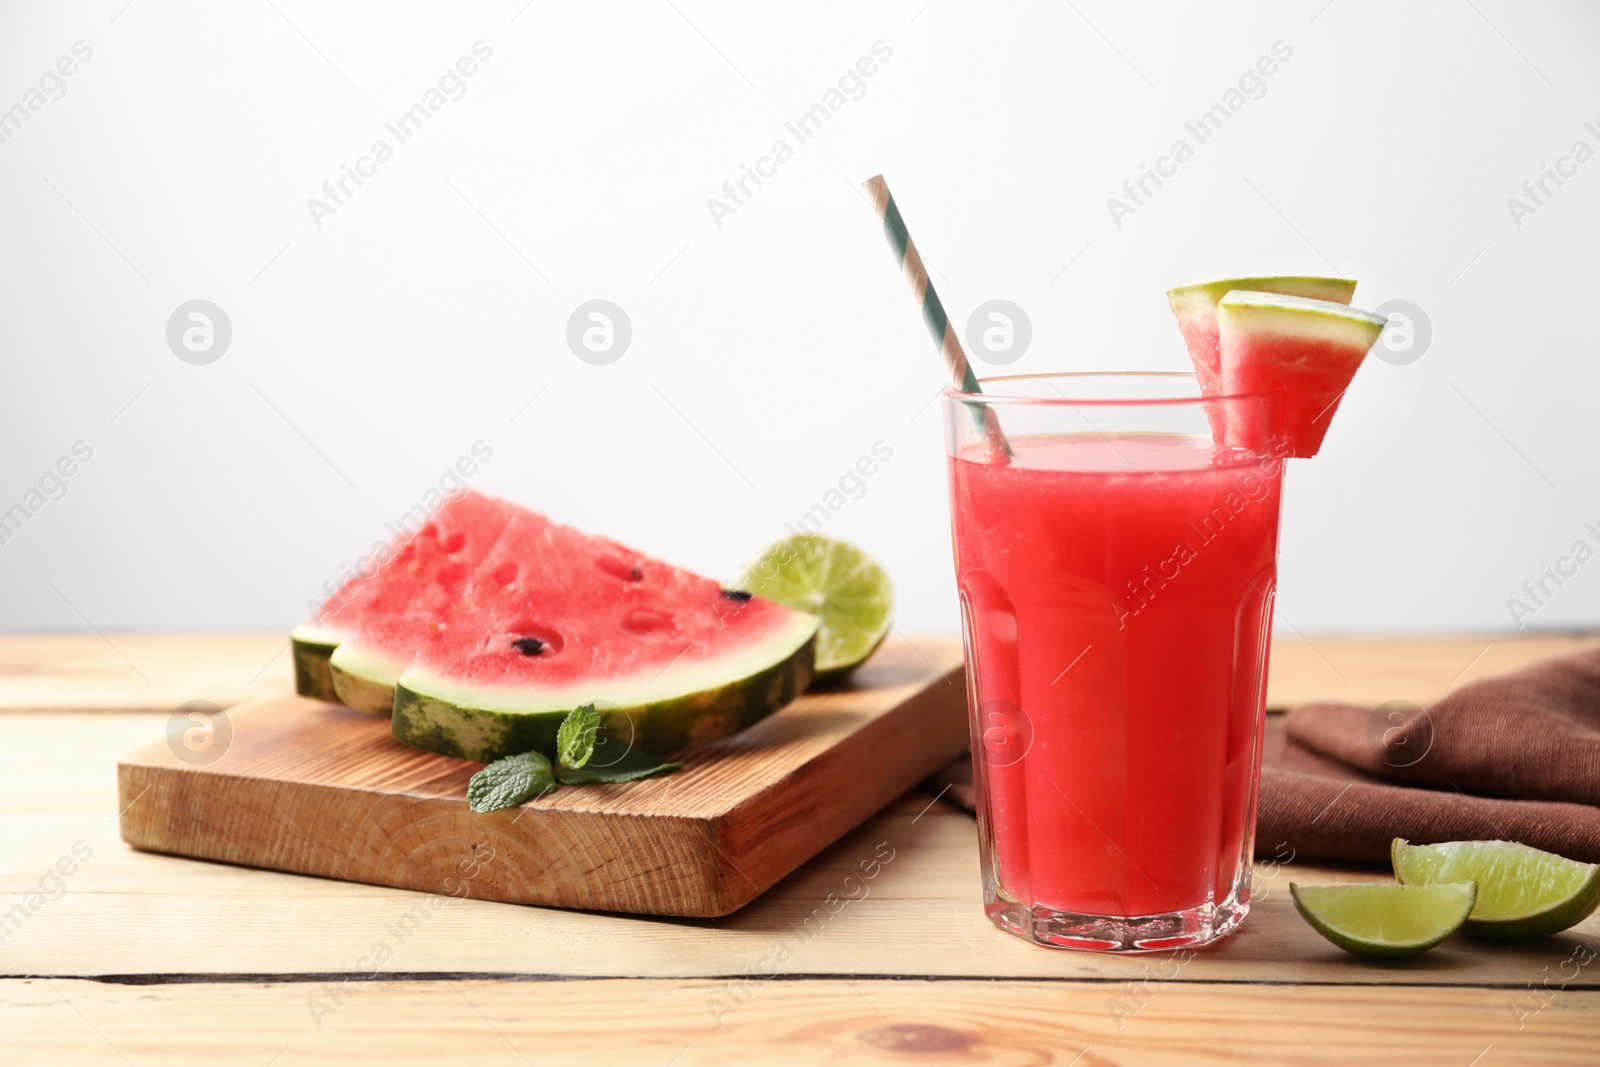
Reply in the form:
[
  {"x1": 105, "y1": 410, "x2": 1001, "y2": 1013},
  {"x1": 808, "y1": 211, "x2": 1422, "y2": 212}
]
[{"x1": 945, "y1": 378, "x2": 1283, "y2": 948}]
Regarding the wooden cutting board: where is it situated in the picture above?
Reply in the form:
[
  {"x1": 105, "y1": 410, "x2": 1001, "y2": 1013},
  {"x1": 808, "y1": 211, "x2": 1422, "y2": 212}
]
[{"x1": 116, "y1": 636, "x2": 966, "y2": 918}]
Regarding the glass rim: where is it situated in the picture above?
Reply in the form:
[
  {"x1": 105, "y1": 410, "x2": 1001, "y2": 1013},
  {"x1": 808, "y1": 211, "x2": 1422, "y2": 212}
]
[{"x1": 946, "y1": 370, "x2": 1271, "y2": 408}]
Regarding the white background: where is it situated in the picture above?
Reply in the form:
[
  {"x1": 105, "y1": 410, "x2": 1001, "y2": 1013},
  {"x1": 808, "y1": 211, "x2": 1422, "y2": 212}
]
[{"x1": 2, "y1": 0, "x2": 1596, "y2": 637}]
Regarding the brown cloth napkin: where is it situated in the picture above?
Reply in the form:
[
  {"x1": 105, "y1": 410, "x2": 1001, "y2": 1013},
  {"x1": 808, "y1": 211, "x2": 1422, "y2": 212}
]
[
  {"x1": 1260, "y1": 644, "x2": 1600, "y2": 864},
  {"x1": 927, "y1": 644, "x2": 1600, "y2": 865}
]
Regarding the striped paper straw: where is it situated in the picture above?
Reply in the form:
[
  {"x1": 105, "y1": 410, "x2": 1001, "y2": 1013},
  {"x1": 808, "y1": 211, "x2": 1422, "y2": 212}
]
[{"x1": 861, "y1": 175, "x2": 1011, "y2": 460}]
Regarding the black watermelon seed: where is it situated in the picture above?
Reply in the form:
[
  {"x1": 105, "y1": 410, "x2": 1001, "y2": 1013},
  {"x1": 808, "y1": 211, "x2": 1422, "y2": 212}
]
[
  {"x1": 510, "y1": 637, "x2": 545, "y2": 655},
  {"x1": 720, "y1": 589, "x2": 754, "y2": 602},
  {"x1": 630, "y1": 565, "x2": 644, "y2": 581}
]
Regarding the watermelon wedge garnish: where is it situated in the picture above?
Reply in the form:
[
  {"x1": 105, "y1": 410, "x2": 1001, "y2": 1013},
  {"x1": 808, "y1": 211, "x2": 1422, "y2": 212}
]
[
  {"x1": 291, "y1": 491, "x2": 516, "y2": 706},
  {"x1": 1216, "y1": 290, "x2": 1388, "y2": 457},
  {"x1": 1167, "y1": 276, "x2": 1357, "y2": 398},
  {"x1": 328, "y1": 509, "x2": 818, "y2": 764}
]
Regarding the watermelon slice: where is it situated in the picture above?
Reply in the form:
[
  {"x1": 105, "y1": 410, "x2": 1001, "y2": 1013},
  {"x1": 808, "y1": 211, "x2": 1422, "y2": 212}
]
[
  {"x1": 1216, "y1": 290, "x2": 1388, "y2": 457},
  {"x1": 291, "y1": 492, "x2": 516, "y2": 707},
  {"x1": 1167, "y1": 276, "x2": 1357, "y2": 398},
  {"x1": 370, "y1": 510, "x2": 819, "y2": 763}
]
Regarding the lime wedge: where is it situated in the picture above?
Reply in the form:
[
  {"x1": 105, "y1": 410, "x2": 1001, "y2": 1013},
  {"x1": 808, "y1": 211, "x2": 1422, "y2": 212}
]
[
  {"x1": 1392, "y1": 838, "x2": 1600, "y2": 941},
  {"x1": 735, "y1": 534, "x2": 893, "y2": 682},
  {"x1": 1290, "y1": 882, "x2": 1475, "y2": 958}
]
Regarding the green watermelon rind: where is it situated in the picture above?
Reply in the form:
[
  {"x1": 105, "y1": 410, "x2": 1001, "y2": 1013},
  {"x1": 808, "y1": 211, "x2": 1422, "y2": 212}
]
[
  {"x1": 1166, "y1": 275, "x2": 1357, "y2": 316},
  {"x1": 1216, "y1": 290, "x2": 1388, "y2": 348},
  {"x1": 389, "y1": 613, "x2": 820, "y2": 764},
  {"x1": 1166, "y1": 277, "x2": 1359, "y2": 420},
  {"x1": 290, "y1": 623, "x2": 344, "y2": 703},
  {"x1": 326, "y1": 639, "x2": 415, "y2": 715}
]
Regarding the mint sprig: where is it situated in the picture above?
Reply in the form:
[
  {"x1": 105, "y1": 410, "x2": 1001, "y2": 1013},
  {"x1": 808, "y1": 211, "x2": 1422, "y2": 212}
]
[
  {"x1": 466, "y1": 750, "x2": 556, "y2": 813},
  {"x1": 555, "y1": 742, "x2": 682, "y2": 785},
  {"x1": 466, "y1": 706, "x2": 682, "y2": 814},
  {"x1": 556, "y1": 702, "x2": 600, "y2": 771}
]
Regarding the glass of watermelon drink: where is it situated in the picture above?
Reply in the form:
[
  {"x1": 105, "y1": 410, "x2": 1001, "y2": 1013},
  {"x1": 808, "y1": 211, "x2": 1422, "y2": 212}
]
[{"x1": 944, "y1": 372, "x2": 1284, "y2": 951}]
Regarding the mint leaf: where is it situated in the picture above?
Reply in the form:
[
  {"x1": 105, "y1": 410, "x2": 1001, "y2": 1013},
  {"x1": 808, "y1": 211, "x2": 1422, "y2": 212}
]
[
  {"x1": 556, "y1": 703, "x2": 600, "y2": 770},
  {"x1": 555, "y1": 741, "x2": 681, "y2": 785},
  {"x1": 467, "y1": 750, "x2": 556, "y2": 813}
]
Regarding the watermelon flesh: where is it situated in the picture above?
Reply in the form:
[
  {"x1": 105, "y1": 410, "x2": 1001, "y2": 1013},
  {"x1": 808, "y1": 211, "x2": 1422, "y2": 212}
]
[
  {"x1": 291, "y1": 491, "x2": 516, "y2": 704},
  {"x1": 342, "y1": 509, "x2": 819, "y2": 763},
  {"x1": 1216, "y1": 290, "x2": 1388, "y2": 457},
  {"x1": 1167, "y1": 276, "x2": 1357, "y2": 398}
]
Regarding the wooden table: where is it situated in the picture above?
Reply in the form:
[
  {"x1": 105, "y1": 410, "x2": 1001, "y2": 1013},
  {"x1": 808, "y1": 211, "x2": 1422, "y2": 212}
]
[{"x1": 4, "y1": 633, "x2": 1596, "y2": 1065}]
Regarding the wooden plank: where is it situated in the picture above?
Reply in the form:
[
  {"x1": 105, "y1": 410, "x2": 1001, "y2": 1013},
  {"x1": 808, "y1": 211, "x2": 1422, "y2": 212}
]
[
  {"x1": 0, "y1": 632, "x2": 292, "y2": 713},
  {"x1": 6, "y1": 977, "x2": 1593, "y2": 1065},
  {"x1": 114, "y1": 637, "x2": 969, "y2": 918},
  {"x1": 5, "y1": 802, "x2": 1596, "y2": 986},
  {"x1": 1264, "y1": 632, "x2": 1595, "y2": 709},
  {"x1": 2, "y1": 631, "x2": 1589, "y2": 714},
  {"x1": 7, "y1": 635, "x2": 1599, "y2": 993}
]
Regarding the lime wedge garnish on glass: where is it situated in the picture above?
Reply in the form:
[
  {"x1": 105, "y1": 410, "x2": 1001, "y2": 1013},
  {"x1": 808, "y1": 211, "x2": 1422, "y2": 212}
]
[
  {"x1": 735, "y1": 534, "x2": 893, "y2": 683},
  {"x1": 1392, "y1": 838, "x2": 1600, "y2": 941},
  {"x1": 1290, "y1": 882, "x2": 1476, "y2": 958}
]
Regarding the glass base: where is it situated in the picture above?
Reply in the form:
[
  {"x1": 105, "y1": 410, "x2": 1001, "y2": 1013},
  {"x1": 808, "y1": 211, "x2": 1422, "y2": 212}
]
[{"x1": 985, "y1": 889, "x2": 1249, "y2": 953}]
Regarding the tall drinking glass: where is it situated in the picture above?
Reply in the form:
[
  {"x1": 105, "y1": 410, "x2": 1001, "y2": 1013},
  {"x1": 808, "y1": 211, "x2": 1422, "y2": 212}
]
[{"x1": 943, "y1": 372, "x2": 1284, "y2": 951}]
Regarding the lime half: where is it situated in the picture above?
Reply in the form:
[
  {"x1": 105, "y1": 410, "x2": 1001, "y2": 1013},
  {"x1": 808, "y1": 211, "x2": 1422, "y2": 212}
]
[
  {"x1": 1290, "y1": 882, "x2": 1476, "y2": 958},
  {"x1": 736, "y1": 534, "x2": 893, "y2": 683},
  {"x1": 1392, "y1": 838, "x2": 1600, "y2": 941}
]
